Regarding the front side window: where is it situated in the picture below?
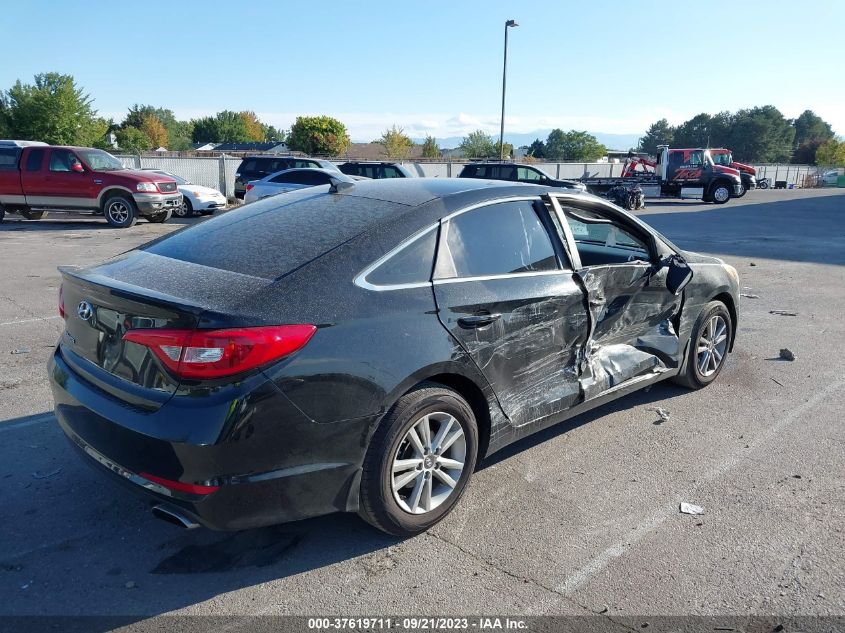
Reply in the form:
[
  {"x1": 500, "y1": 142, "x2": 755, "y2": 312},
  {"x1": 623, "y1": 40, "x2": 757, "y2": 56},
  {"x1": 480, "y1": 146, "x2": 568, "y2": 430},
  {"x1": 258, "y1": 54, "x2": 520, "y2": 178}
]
[
  {"x1": 517, "y1": 166, "x2": 544, "y2": 182},
  {"x1": 77, "y1": 149, "x2": 122, "y2": 170},
  {"x1": 49, "y1": 150, "x2": 79, "y2": 172},
  {"x1": 436, "y1": 200, "x2": 558, "y2": 278},
  {"x1": 561, "y1": 206, "x2": 650, "y2": 266}
]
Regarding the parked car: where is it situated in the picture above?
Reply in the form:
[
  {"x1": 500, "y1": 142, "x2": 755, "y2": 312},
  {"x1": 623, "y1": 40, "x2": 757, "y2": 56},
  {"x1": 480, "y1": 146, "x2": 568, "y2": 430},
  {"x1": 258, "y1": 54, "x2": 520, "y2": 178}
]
[
  {"x1": 459, "y1": 162, "x2": 586, "y2": 191},
  {"x1": 144, "y1": 169, "x2": 227, "y2": 217},
  {"x1": 51, "y1": 178, "x2": 739, "y2": 537},
  {"x1": 243, "y1": 168, "x2": 357, "y2": 203},
  {"x1": 234, "y1": 155, "x2": 340, "y2": 199},
  {"x1": 337, "y1": 161, "x2": 414, "y2": 179},
  {"x1": 820, "y1": 169, "x2": 841, "y2": 187},
  {"x1": 0, "y1": 145, "x2": 180, "y2": 227}
]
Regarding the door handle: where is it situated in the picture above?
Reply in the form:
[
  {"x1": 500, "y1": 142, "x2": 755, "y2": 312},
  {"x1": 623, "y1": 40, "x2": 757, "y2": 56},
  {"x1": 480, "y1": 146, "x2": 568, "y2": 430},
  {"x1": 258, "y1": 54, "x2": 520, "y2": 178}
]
[{"x1": 457, "y1": 313, "x2": 501, "y2": 329}]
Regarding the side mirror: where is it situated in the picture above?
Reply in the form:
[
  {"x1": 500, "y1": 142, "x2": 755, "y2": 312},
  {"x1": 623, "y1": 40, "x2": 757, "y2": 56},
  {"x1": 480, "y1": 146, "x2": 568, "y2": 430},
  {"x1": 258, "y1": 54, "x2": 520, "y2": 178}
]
[
  {"x1": 665, "y1": 255, "x2": 693, "y2": 295},
  {"x1": 71, "y1": 162, "x2": 84, "y2": 173}
]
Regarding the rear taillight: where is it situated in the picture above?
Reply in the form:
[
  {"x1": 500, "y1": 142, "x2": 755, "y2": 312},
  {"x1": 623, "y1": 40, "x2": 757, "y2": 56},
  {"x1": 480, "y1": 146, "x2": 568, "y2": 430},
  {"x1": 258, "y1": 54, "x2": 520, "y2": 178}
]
[
  {"x1": 122, "y1": 325, "x2": 316, "y2": 379},
  {"x1": 246, "y1": 184, "x2": 254, "y2": 191},
  {"x1": 59, "y1": 284, "x2": 65, "y2": 318}
]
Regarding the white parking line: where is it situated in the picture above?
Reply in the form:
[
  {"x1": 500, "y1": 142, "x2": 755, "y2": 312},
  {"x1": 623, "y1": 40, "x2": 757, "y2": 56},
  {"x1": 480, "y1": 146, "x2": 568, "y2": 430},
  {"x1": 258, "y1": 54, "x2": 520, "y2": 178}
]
[
  {"x1": 0, "y1": 316, "x2": 61, "y2": 326},
  {"x1": 554, "y1": 377, "x2": 845, "y2": 597}
]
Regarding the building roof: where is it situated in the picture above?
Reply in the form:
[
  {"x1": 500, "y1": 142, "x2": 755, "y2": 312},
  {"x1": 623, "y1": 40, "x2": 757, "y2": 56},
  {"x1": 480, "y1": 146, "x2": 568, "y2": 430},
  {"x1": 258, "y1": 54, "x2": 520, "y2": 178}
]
[
  {"x1": 212, "y1": 142, "x2": 288, "y2": 152},
  {"x1": 338, "y1": 142, "x2": 427, "y2": 160}
]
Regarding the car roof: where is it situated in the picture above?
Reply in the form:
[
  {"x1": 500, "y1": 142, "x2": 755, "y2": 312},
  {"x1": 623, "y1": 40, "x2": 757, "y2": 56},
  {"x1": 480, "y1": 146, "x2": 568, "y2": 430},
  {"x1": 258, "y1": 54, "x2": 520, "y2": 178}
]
[{"x1": 333, "y1": 176, "x2": 566, "y2": 207}]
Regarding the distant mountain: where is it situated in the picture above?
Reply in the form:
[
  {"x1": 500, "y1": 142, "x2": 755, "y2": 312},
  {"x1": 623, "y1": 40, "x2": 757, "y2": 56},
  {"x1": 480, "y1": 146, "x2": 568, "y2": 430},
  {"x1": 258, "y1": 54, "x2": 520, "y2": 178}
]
[{"x1": 412, "y1": 130, "x2": 642, "y2": 151}]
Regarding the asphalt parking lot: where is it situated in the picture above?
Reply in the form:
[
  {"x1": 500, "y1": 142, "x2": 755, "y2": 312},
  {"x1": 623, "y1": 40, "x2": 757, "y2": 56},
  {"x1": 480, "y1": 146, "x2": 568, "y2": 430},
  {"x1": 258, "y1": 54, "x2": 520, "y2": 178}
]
[{"x1": 0, "y1": 189, "x2": 843, "y2": 625}]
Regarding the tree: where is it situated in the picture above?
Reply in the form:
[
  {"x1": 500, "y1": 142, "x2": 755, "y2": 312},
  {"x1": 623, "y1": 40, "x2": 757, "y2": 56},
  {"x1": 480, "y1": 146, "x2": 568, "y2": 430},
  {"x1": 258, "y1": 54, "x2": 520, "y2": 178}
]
[
  {"x1": 545, "y1": 129, "x2": 606, "y2": 161},
  {"x1": 526, "y1": 138, "x2": 546, "y2": 159},
  {"x1": 725, "y1": 106, "x2": 794, "y2": 162},
  {"x1": 421, "y1": 135, "x2": 440, "y2": 158},
  {"x1": 139, "y1": 114, "x2": 168, "y2": 148},
  {"x1": 672, "y1": 113, "x2": 714, "y2": 148},
  {"x1": 377, "y1": 125, "x2": 413, "y2": 159},
  {"x1": 4, "y1": 72, "x2": 102, "y2": 145},
  {"x1": 638, "y1": 119, "x2": 674, "y2": 155},
  {"x1": 791, "y1": 110, "x2": 834, "y2": 164},
  {"x1": 286, "y1": 115, "x2": 350, "y2": 156},
  {"x1": 816, "y1": 138, "x2": 845, "y2": 166},
  {"x1": 114, "y1": 126, "x2": 152, "y2": 153},
  {"x1": 239, "y1": 111, "x2": 266, "y2": 142},
  {"x1": 458, "y1": 129, "x2": 496, "y2": 158},
  {"x1": 494, "y1": 140, "x2": 513, "y2": 158}
]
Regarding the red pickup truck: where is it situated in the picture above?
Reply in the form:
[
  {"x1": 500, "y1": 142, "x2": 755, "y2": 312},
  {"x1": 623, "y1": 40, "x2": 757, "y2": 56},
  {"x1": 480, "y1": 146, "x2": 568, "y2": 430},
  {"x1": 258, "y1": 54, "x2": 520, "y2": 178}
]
[{"x1": 0, "y1": 143, "x2": 182, "y2": 228}]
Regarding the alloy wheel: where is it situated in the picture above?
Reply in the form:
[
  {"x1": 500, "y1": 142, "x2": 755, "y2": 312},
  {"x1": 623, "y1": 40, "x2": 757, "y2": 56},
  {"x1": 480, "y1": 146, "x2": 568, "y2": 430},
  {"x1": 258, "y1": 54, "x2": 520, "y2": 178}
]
[
  {"x1": 697, "y1": 314, "x2": 728, "y2": 377},
  {"x1": 713, "y1": 186, "x2": 730, "y2": 203},
  {"x1": 107, "y1": 201, "x2": 129, "y2": 223},
  {"x1": 391, "y1": 412, "x2": 466, "y2": 515}
]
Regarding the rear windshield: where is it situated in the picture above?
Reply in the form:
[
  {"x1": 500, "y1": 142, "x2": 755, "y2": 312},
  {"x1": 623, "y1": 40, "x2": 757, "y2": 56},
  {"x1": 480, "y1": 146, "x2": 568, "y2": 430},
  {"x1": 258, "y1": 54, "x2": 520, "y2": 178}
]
[
  {"x1": 145, "y1": 191, "x2": 408, "y2": 280},
  {"x1": 239, "y1": 157, "x2": 292, "y2": 175}
]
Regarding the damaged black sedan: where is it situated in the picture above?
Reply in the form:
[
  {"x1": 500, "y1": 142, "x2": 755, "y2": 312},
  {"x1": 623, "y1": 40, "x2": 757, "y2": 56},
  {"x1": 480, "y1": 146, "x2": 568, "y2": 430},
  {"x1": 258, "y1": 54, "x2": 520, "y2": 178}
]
[{"x1": 49, "y1": 178, "x2": 739, "y2": 537}]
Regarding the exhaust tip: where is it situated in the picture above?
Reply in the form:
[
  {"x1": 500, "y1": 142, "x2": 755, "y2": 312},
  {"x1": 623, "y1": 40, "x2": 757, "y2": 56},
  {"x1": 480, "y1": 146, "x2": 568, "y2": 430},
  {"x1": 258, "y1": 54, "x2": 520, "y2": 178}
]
[{"x1": 152, "y1": 504, "x2": 200, "y2": 530}]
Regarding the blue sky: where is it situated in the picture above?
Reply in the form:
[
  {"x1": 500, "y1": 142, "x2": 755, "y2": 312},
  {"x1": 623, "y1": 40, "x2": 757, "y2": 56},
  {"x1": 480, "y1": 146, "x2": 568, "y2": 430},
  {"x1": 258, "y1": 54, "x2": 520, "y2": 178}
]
[{"x1": 3, "y1": 1, "x2": 843, "y2": 142}]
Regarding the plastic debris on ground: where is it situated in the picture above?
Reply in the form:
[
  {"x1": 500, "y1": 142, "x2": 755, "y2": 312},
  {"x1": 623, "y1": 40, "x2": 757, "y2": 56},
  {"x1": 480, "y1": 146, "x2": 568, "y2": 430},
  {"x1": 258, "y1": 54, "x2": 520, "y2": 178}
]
[
  {"x1": 770, "y1": 310, "x2": 798, "y2": 317},
  {"x1": 11, "y1": 348, "x2": 31, "y2": 355},
  {"x1": 649, "y1": 406, "x2": 671, "y2": 424},
  {"x1": 680, "y1": 502, "x2": 704, "y2": 515}
]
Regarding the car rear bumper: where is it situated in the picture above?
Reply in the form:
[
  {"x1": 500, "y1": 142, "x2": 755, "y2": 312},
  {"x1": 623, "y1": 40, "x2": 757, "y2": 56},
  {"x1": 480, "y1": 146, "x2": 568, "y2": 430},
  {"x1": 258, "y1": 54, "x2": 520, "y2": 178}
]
[
  {"x1": 48, "y1": 346, "x2": 370, "y2": 531},
  {"x1": 133, "y1": 193, "x2": 183, "y2": 215}
]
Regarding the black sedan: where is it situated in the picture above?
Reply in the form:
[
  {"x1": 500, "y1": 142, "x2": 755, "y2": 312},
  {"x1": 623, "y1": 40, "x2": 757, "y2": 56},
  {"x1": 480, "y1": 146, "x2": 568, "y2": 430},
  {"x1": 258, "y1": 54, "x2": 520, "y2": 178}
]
[{"x1": 49, "y1": 178, "x2": 739, "y2": 537}]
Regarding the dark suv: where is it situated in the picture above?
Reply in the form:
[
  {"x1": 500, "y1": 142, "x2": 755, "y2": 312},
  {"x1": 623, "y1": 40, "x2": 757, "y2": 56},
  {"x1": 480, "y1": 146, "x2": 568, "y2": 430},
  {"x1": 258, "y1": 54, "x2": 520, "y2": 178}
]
[
  {"x1": 337, "y1": 161, "x2": 414, "y2": 179},
  {"x1": 459, "y1": 162, "x2": 585, "y2": 191},
  {"x1": 234, "y1": 155, "x2": 339, "y2": 199}
]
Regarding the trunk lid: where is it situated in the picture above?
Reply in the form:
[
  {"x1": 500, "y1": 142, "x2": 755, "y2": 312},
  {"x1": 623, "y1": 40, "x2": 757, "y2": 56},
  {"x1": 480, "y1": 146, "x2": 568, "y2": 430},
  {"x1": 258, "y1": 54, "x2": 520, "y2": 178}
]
[{"x1": 58, "y1": 251, "x2": 276, "y2": 409}]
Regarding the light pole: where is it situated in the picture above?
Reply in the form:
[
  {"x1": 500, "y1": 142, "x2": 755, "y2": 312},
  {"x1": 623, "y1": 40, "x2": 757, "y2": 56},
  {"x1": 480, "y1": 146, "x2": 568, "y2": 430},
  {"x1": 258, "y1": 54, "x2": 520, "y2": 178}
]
[{"x1": 499, "y1": 19, "x2": 518, "y2": 160}]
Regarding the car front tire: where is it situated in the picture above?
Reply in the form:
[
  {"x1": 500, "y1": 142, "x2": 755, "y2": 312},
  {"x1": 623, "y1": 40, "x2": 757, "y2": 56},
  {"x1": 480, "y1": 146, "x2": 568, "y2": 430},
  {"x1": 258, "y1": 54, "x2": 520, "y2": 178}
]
[
  {"x1": 359, "y1": 383, "x2": 479, "y2": 537},
  {"x1": 103, "y1": 195, "x2": 138, "y2": 228},
  {"x1": 673, "y1": 301, "x2": 732, "y2": 389},
  {"x1": 710, "y1": 182, "x2": 732, "y2": 204},
  {"x1": 175, "y1": 197, "x2": 193, "y2": 218}
]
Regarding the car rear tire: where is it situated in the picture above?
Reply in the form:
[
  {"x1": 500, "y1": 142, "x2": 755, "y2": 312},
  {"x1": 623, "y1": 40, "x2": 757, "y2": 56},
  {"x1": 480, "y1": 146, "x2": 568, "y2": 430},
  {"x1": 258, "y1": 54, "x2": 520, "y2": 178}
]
[
  {"x1": 20, "y1": 209, "x2": 45, "y2": 220},
  {"x1": 359, "y1": 383, "x2": 479, "y2": 537},
  {"x1": 146, "y1": 208, "x2": 172, "y2": 223},
  {"x1": 175, "y1": 197, "x2": 193, "y2": 218},
  {"x1": 673, "y1": 301, "x2": 732, "y2": 389},
  {"x1": 104, "y1": 195, "x2": 138, "y2": 228},
  {"x1": 710, "y1": 181, "x2": 732, "y2": 204}
]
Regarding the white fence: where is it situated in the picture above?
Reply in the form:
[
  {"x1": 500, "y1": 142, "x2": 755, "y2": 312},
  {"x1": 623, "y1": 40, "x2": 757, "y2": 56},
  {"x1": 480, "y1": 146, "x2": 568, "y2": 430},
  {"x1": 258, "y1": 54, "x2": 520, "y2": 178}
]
[{"x1": 117, "y1": 155, "x2": 827, "y2": 198}]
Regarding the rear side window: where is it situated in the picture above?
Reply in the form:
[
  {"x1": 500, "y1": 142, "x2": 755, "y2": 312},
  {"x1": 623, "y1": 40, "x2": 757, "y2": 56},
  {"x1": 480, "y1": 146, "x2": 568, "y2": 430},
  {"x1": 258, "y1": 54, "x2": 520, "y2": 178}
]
[
  {"x1": 437, "y1": 200, "x2": 558, "y2": 278},
  {"x1": 294, "y1": 160, "x2": 319, "y2": 169},
  {"x1": 366, "y1": 228, "x2": 437, "y2": 286},
  {"x1": 25, "y1": 149, "x2": 45, "y2": 171},
  {"x1": 270, "y1": 172, "x2": 297, "y2": 183},
  {"x1": 0, "y1": 148, "x2": 19, "y2": 170}
]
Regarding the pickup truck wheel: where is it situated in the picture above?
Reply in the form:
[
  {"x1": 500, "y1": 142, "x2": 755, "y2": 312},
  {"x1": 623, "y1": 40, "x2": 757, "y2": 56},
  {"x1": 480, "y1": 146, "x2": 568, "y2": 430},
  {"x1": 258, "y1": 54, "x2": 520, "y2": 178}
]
[
  {"x1": 710, "y1": 182, "x2": 732, "y2": 204},
  {"x1": 104, "y1": 196, "x2": 138, "y2": 228},
  {"x1": 146, "y1": 209, "x2": 172, "y2": 223}
]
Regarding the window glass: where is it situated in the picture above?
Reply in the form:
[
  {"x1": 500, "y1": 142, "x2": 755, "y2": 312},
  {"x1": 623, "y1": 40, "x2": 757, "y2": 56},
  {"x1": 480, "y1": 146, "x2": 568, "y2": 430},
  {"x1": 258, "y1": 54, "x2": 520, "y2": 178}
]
[
  {"x1": 295, "y1": 160, "x2": 319, "y2": 169},
  {"x1": 49, "y1": 150, "x2": 77, "y2": 172},
  {"x1": 367, "y1": 228, "x2": 437, "y2": 286},
  {"x1": 496, "y1": 165, "x2": 517, "y2": 181},
  {"x1": 270, "y1": 172, "x2": 296, "y2": 183},
  {"x1": 77, "y1": 149, "x2": 122, "y2": 170},
  {"x1": 0, "y1": 148, "x2": 19, "y2": 170},
  {"x1": 517, "y1": 166, "x2": 545, "y2": 182},
  {"x1": 439, "y1": 200, "x2": 558, "y2": 278},
  {"x1": 383, "y1": 167, "x2": 401, "y2": 178},
  {"x1": 561, "y1": 206, "x2": 650, "y2": 265},
  {"x1": 25, "y1": 149, "x2": 44, "y2": 171},
  {"x1": 239, "y1": 159, "x2": 257, "y2": 173}
]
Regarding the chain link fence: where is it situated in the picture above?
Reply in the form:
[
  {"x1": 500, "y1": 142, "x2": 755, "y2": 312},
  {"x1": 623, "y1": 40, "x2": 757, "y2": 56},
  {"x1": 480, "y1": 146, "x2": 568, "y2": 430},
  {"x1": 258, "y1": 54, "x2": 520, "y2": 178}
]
[{"x1": 116, "y1": 155, "x2": 830, "y2": 197}]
